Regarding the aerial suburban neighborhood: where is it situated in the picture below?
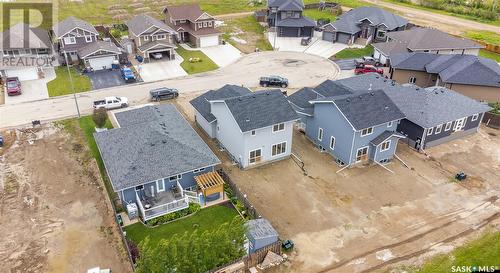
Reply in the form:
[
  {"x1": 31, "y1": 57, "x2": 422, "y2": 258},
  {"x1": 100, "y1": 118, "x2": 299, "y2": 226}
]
[{"x1": 0, "y1": 0, "x2": 499, "y2": 273}]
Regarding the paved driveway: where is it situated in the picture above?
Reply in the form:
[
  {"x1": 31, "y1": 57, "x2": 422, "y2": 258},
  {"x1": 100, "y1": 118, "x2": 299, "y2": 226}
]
[
  {"x1": 135, "y1": 56, "x2": 187, "y2": 82},
  {"x1": 200, "y1": 44, "x2": 243, "y2": 67},
  {"x1": 268, "y1": 31, "x2": 363, "y2": 59},
  {"x1": 4, "y1": 67, "x2": 55, "y2": 105},
  {"x1": 0, "y1": 51, "x2": 339, "y2": 128},
  {"x1": 86, "y1": 70, "x2": 128, "y2": 90},
  {"x1": 335, "y1": 59, "x2": 356, "y2": 70}
]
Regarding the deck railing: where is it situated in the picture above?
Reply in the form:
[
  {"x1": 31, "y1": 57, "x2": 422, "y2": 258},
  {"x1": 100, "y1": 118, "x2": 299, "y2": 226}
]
[
  {"x1": 136, "y1": 193, "x2": 189, "y2": 221},
  {"x1": 184, "y1": 190, "x2": 200, "y2": 204}
]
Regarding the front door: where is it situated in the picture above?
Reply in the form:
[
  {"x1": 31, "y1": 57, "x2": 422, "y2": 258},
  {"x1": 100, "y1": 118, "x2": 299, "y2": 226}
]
[
  {"x1": 249, "y1": 149, "x2": 262, "y2": 164},
  {"x1": 356, "y1": 146, "x2": 369, "y2": 162}
]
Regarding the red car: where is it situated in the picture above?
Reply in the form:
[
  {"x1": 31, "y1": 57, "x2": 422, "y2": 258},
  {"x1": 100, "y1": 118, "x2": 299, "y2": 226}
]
[
  {"x1": 6, "y1": 77, "x2": 21, "y2": 96},
  {"x1": 354, "y1": 65, "x2": 383, "y2": 75}
]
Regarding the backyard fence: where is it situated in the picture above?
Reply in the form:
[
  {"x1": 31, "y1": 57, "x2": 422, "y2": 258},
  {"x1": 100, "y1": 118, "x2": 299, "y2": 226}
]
[
  {"x1": 483, "y1": 112, "x2": 500, "y2": 129},
  {"x1": 304, "y1": 2, "x2": 340, "y2": 9},
  {"x1": 217, "y1": 168, "x2": 261, "y2": 219}
]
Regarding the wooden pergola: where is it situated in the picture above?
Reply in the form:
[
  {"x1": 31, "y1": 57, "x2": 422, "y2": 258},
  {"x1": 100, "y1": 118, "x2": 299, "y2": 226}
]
[{"x1": 194, "y1": 171, "x2": 225, "y2": 198}]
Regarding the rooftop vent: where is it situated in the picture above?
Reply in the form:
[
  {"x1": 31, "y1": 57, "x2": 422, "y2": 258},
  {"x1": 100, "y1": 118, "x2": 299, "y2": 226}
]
[
  {"x1": 370, "y1": 92, "x2": 374, "y2": 96},
  {"x1": 368, "y1": 84, "x2": 372, "y2": 91},
  {"x1": 384, "y1": 106, "x2": 389, "y2": 110},
  {"x1": 346, "y1": 98, "x2": 350, "y2": 102},
  {"x1": 162, "y1": 140, "x2": 167, "y2": 144},
  {"x1": 245, "y1": 118, "x2": 250, "y2": 122}
]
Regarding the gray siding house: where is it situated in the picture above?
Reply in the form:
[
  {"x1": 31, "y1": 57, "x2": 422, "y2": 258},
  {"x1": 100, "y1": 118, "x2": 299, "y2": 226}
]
[
  {"x1": 94, "y1": 104, "x2": 221, "y2": 221},
  {"x1": 328, "y1": 74, "x2": 492, "y2": 151},
  {"x1": 289, "y1": 86, "x2": 406, "y2": 166},
  {"x1": 322, "y1": 7, "x2": 407, "y2": 45},
  {"x1": 191, "y1": 86, "x2": 299, "y2": 169},
  {"x1": 53, "y1": 16, "x2": 121, "y2": 70},
  {"x1": 267, "y1": 0, "x2": 316, "y2": 37}
]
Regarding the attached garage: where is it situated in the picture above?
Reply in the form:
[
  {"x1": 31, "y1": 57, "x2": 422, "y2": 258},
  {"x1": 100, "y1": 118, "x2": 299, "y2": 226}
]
[
  {"x1": 199, "y1": 35, "x2": 219, "y2": 47},
  {"x1": 5, "y1": 67, "x2": 39, "y2": 81},
  {"x1": 322, "y1": 31, "x2": 336, "y2": 42},
  {"x1": 337, "y1": 33, "x2": 352, "y2": 44},
  {"x1": 87, "y1": 56, "x2": 116, "y2": 70},
  {"x1": 279, "y1": 27, "x2": 299, "y2": 37}
]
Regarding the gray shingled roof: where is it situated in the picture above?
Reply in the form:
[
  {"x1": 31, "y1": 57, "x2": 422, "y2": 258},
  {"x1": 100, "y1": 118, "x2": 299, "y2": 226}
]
[
  {"x1": 311, "y1": 90, "x2": 406, "y2": 130},
  {"x1": 223, "y1": 90, "x2": 299, "y2": 132},
  {"x1": 77, "y1": 41, "x2": 121, "y2": 59},
  {"x1": 126, "y1": 14, "x2": 175, "y2": 36},
  {"x1": 391, "y1": 53, "x2": 500, "y2": 87},
  {"x1": 334, "y1": 74, "x2": 492, "y2": 128},
  {"x1": 277, "y1": 17, "x2": 316, "y2": 27},
  {"x1": 94, "y1": 105, "x2": 220, "y2": 191},
  {"x1": 53, "y1": 16, "x2": 98, "y2": 38},
  {"x1": 386, "y1": 28, "x2": 482, "y2": 51},
  {"x1": 372, "y1": 40, "x2": 409, "y2": 56},
  {"x1": 328, "y1": 6, "x2": 407, "y2": 34},
  {"x1": 370, "y1": 130, "x2": 405, "y2": 145},
  {"x1": 246, "y1": 219, "x2": 279, "y2": 240},
  {"x1": 189, "y1": 85, "x2": 251, "y2": 123},
  {"x1": 288, "y1": 87, "x2": 317, "y2": 116},
  {"x1": 137, "y1": 40, "x2": 176, "y2": 52},
  {"x1": 0, "y1": 23, "x2": 51, "y2": 50},
  {"x1": 269, "y1": 0, "x2": 304, "y2": 9}
]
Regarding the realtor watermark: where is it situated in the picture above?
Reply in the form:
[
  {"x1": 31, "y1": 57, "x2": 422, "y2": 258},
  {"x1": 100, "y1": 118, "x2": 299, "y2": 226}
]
[
  {"x1": 0, "y1": 1, "x2": 57, "y2": 69},
  {"x1": 451, "y1": 265, "x2": 499, "y2": 272}
]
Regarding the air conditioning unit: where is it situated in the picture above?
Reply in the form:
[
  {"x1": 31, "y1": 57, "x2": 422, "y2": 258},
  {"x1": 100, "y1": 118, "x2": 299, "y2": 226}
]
[{"x1": 126, "y1": 203, "x2": 138, "y2": 220}]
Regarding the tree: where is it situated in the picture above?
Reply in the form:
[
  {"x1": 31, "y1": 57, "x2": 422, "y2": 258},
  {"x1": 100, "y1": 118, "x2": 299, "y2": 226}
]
[
  {"x1": 134, "y1": 217, "x2": 246, "y2": 273},
  {"x1": 92, "y1": 108, "x2": 108, "y2": 128}
]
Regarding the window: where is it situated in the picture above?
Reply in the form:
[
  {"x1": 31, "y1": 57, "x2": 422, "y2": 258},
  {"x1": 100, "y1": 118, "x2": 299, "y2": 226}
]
[
  {"x1": 454, "y1": 117, "x2": 466, "y2": 131},
  {"x1": 272, "y1": 123, "x2": 285, "y2": 132},
  {"x1": 380, "y1": 140, "x2": 391, "y2": 152},
  {"x1": 203, "y1": 21, "x2": 207, "y2": 27},
  {"x1": 387, "y1": 121, "x2": 393, "y2": 127},
  {"x1": 193, "y1": 168, "x2": 206, "y2": 173},
  {"x1": 445, "y1": 121, "x2": 452, "y2": 131},
  {"x1": 198, "y1": 22, "x2": 202, "y2": 28},
  {"x1": 356, "y1": 146, "x2": 369, "y2": 162},
  {"x1": 135, "y1": 185, "x2": 144, "y2": 191},
  {"x1": 427, "y1": 127, "x2": 433, "y2": 135},
  {"x1": 208, "y1": 21, "x2": 212, "y2": 27},
  {"x1": 249, "y1": 149, "x2": 262, "y2": 164},
  {"x1": 169, "y1": 174, "x2": 182, "y2": 181},
  {"x1": 144, "y1": 36, "x2": 149, "y2": 41},
  {"x1": 361, "y1": 127, "x2": 373, "y2": 136},
  {"x1": 318, "y1": 128, "x2": 323, "y2": 141},
  {"x1": 272, "y1": 142, "x2": 287, "y2": 156},
  {"x1": 64, "y1": 37, "x2": 76, "y2": 44},
  {"x1": 156, "y1": 34, "x2": 166, "y2": 40},
  {"x1": 409, "y1": 77, "x2": 416, "y2": 84},
  {"x1": 251, "y1": 130, "x2": 256, "y2": 136},
  {"x1": 377, "y1": 30, "x2": 386, "y2": 38},
  {"x1": 157, "y1": 179, "x2": 165, "y2": 192},
  {"x1": 471, "y1": 114, "x2": 479, "y2": 121},
  {"x1": 329, "y1": 136, "x2": 336, "y2": 150},
  {"x1": 435, "y1": 124, "x2": 442, "y2": 134},
  {"x1": 85, "y1": 36, "x2": 92, "y2": 42}
]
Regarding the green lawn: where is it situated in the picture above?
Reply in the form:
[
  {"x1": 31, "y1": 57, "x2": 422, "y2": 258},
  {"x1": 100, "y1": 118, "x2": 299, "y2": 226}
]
[
  {"x1": 303, "y1": 8, "x2": 337, "y2": 21},
  {"x1": 479, "y1": 49, "x2": 500, "y2": 62},
  {"x1": 465, "y1": 31, "x2": 500, "y2": 46},
  {"x1": 47, "y1": 66, "x2": 92, "y2": 97},
  {"x1": 334, "y1": 45, "x2": 374, "y2": 59},
  {"x1": 176, "y1": 47, "x2": 219, "y2": 74},
  {"x1": 125, "y1": 205, "x2": 240, "y2": 248},
  {"x1": 221, "y1": 15, "x2": 273, "y2": 53},
  {"x1": 398, "y1": 231, "x2": 500, "y2": 273}
]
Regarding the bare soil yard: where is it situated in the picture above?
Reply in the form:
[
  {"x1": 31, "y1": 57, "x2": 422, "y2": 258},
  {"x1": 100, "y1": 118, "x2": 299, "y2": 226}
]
[
  {"x1": 174, "y1": 93, "x2": 500, "y2": 273},
  {"x1": 0, "y1": 125, "x2": 132, "y2": 273}
]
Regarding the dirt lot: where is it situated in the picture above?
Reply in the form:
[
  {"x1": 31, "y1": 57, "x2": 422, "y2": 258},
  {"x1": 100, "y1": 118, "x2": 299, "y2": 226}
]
[
  {"x1": 174, "y1": 93, "x2": 500, "y2": 273},
  {"x1": 0, "y1": 124, "x2": 132, "y2": 273}
]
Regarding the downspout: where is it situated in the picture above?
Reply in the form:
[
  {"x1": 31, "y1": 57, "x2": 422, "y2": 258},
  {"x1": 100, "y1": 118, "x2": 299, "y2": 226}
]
[
  {"x1": 420, "y1": 127, "x2": 427, "y2": 152},
  {"x1": 348, "y1": 129, "x2": 356, "y2": 165}
]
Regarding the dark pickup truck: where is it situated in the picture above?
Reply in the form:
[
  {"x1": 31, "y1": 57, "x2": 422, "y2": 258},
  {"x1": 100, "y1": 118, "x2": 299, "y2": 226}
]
[{"x1": 259, "y1": 76, "x2": 288, "y2": 88}]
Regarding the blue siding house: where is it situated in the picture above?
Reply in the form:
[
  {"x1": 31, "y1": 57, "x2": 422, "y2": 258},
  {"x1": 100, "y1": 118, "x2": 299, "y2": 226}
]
[
  {"x1": 290, "y1": 88, "x2": 406, "y2": 166},
  {"x1": 191, "y1": 86, "x2": 299, "y2": 169},
  {"x1": 94, "y1": 104, "x2": 221, "y2": 222}
]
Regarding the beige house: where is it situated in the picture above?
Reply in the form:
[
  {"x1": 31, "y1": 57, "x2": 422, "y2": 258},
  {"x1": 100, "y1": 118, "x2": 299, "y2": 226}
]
[
  {"x1": 389, "y1": 53, "x2": 500, "y2": 102},
  {"x1": 125, "y1": 14, "x2": 177, "y2": 62}
]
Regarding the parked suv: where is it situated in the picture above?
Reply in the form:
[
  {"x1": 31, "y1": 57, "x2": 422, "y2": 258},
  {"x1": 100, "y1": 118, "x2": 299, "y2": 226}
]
[
  {"x1": 259, "y1": 76, "x2": 288, "y2": 88},
  {"x1": 150, "y1": 87, "x2": 179, "y2": 101},
  {"x1": 5, "y1": 77, "x2": 21, "y2": 96},
  {"x1": 354, "y1": 65, "x2": 384, "y2": 75},
  {"x1": 354, "y1": 56, "x2": 381, "y2": 67}
]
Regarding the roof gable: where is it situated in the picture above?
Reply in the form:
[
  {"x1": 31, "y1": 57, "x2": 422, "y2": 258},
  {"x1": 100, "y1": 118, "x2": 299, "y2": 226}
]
[
  {"x1": 1, "y1": 23, "x2": 51, "y2": 49},
  {"x1": 126, "y1": 14, "x2": 175, "y2": 36},
  {"x1": 53, "y1": 16, "x2": 98, "y2": 38}
]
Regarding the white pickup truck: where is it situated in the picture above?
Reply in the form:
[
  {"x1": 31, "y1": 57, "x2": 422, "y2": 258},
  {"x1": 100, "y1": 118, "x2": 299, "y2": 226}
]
[{"x1": 93, "y1": 96, "x2": 129, "y2": 110}]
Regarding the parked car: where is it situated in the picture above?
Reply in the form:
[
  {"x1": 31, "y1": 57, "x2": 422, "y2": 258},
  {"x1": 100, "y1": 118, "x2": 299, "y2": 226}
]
[
  {"x1": 301, "y1": 36, "x2": 312, "y2": 46},
  {"x1": 259, "y1": 75, "x2": 288, "y2": 88},
  {"x1": 5, "y1": 77, "x2": 21, "y2": 96},
  {"x1": 93, "y1": 96, "x2": 128, "y2": 110},
  {"x1": 120, "y1": 67, "x2": 136, "y2": 83},
  {"x1": 152, "y1": 53, "x2": 163, "y2": 59},
  {"x1": 149, "y1": 87, "x2": 179, "y2": 101},
  {"x1": 354, "y1": 56, "x2": 381, "y2": 67},
  {"x1": 354, "y1": 65, "x2": 383, "y2": 75}
]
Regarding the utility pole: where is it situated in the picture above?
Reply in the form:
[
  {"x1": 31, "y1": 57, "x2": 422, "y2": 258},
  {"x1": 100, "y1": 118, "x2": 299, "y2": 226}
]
[{"x1": 64, "y1": 51, "x2": 80, "y2": 118}]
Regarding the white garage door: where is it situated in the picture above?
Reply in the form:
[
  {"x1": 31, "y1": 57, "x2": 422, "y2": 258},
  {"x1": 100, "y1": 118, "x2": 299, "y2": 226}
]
[
  {"x1": 88, "y1": 56, "x2": 115, "y2": 70},
  {"x1": 199, "y1": 35, "x2": 219, "y2": 48},
  {"x1": 6, "y1": 67, "x2": 38, "y2": 81}
]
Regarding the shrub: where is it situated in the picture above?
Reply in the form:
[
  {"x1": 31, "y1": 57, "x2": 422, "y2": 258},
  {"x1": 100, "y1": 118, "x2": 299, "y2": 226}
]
[
  {"x1": 127, "y1": 238, "x2": 140, "y2": 263},
  {"x1": 92, "y1": 108, "x2": 108, "y2": 128},
  {"x1": 146, "y1": 203, "x2": 201, "y2": 226}
]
